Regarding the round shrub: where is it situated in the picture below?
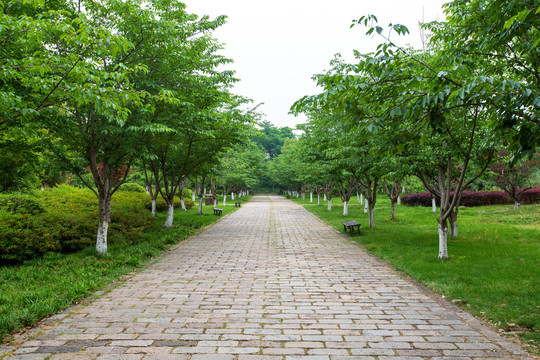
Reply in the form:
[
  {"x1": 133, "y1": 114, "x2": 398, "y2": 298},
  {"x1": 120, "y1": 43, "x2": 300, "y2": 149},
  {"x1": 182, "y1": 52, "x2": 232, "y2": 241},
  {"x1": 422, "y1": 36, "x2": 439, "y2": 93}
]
[
  {"x1": 119, "y1": 182, "x2": 146, "y2": 193},
  {"x1": 183, "y1": 197, "x2": 195, "y2": 210},
  {"x1": 0, "y1": 194, "x2": 45, "y2": 215},
  {"x1": 182, "y1": 188, "x2": 192, "y2": 198},
  {"x1": 144, "y1": 196, "x2": 181, "y2": 212}
]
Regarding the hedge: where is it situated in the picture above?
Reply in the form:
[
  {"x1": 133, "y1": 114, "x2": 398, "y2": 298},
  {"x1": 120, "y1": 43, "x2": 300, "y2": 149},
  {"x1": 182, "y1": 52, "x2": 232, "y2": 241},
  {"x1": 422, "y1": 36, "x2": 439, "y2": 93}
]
[
  {"x1": 0, "y1": 185, "x2": 154, "y2": 262},
  {"x1": 401, "y1": 188, "x2": 540, "y2": 207}
]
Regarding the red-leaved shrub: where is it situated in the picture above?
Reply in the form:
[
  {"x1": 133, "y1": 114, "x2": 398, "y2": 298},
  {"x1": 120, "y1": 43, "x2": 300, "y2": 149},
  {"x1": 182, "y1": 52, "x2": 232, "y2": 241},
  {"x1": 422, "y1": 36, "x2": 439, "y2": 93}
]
[{"x1": 402, "y1": 188, "x2": 540, "y2": 207}]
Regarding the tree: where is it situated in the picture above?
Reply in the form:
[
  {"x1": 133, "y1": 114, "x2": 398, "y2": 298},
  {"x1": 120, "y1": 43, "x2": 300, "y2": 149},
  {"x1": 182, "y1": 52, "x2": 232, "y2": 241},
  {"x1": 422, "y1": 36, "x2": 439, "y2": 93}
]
[
  {"x1": 490, "y1": 150, "x2": 540, "y2": 209},
  {"x1": 252, "y1": 120, "x2": 295, "y2": 158},
  {"x1": 429, "y1": 0, "x2": 539, "y2": 157}
]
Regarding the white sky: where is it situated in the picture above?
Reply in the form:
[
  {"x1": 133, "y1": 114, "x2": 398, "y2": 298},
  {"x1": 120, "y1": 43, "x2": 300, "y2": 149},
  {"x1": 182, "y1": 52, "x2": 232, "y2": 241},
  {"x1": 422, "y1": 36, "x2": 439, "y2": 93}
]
[{"x1": 182, "y1": 0, "x2": 448, "y2": 128}]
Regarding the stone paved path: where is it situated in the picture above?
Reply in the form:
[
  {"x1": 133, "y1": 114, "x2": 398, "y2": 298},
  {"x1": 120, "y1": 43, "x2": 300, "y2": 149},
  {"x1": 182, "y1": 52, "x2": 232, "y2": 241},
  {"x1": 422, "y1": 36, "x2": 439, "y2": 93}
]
[{"x1": 2, "y1": 195, "x2": 533, "y2": 360}]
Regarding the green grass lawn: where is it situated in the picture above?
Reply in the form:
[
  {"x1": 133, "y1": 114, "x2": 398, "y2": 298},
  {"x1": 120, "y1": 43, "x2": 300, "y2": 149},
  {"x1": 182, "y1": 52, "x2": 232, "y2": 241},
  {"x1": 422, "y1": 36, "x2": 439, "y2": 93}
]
[
  {"x1": 288, "y1": 194, "x2": 540, "y2": 355},
  {"x1": 0, "y1": 197, "x2": 249, "y2": 344}
]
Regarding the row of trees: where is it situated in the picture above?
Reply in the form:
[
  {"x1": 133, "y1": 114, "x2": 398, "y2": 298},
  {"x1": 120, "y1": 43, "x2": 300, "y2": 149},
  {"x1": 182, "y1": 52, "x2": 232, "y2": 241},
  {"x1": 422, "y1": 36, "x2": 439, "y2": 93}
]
[
  {"x1": 1, "y1": 0, "x2": 265, "y2": 254},
  {"x1": 281, "y1": 0, "x2": 539, "y2": 259}
]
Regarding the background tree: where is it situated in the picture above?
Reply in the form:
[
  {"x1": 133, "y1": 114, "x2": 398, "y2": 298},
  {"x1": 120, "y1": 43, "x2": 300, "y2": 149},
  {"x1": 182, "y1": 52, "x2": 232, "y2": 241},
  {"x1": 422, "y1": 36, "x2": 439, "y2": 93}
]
[{"x1": 490, "y1": 150, "x2": 540, "y2": 209}]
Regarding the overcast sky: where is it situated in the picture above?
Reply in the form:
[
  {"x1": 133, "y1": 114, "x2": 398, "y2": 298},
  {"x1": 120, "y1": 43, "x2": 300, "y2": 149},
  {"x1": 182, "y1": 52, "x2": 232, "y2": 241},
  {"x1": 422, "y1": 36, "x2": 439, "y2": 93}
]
[{"x1": 182, "y1": 0, "x2": 448, "y2": 128}]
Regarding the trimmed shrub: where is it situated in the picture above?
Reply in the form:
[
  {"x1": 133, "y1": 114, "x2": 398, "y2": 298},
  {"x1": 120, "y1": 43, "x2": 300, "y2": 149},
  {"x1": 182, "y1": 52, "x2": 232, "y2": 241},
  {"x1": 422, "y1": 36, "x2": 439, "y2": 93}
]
[
  {"x1": 143, "y1": 196, "x2": 181, "y2": 212},
  {"x1": 182, "y1": 188, "x2": 192, "y2": 198},
  {"x1": 183, "y1": 197, "x2": 195, "y2": 210},
  {"x1": 402, "y1": 188, "x2": 540, "y2": 207},
  {"x1": 0, "y1": 193, "x2": 45, "y2": 215},
  {"x1": 0, "y1": 185, "x2": 153, "y2": 262},
  {"x1": 119, "y1": 183, "x2": 146, "y2": 193}
]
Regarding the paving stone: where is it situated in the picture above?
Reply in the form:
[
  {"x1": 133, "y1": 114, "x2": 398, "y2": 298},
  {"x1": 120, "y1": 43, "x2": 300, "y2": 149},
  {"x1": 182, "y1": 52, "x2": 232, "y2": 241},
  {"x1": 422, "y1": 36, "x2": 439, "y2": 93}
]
[{"x1": 0, "y1": 196, "x2": 533, "y2": 360}]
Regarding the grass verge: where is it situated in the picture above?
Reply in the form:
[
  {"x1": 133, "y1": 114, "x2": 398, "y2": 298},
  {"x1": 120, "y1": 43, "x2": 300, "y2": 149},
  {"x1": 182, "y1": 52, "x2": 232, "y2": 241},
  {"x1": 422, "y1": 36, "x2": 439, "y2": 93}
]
[
  {"x1": 0, "y1": 196, "x2": 250, "y2": 344},
  {"x1": 287, "y1": 194, "x2": 540, "y2": 355}
]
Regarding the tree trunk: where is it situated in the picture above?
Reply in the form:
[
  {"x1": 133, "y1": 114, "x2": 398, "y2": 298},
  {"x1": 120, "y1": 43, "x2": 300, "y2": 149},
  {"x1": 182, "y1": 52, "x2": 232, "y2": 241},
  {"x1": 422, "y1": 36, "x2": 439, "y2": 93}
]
[
  {"x1": 151, "y1": 198, "x2": 157, "y2": 217},
  {"x1": 96, "y1": 194, "x2": 112, "y2": 255},
  {"x1": 390, "y1": 200, "x2": 396, "y2": 220},
  {"x1": 96, "y1": 220, "x2": 108, "y2": 255},
  {"x1": 360, "y1": 193, "x2": 363, "y2": 205},
  {"x1": 317, "y1": 192, "x2": 321, "y2": 206},
  {"x1": 198, "y1": 197, "x2": 204, "y2": 215},
  {"x1": 364, "y1": 199, "x2": 368, "y2": 213},
  {"x1": 310, "y1": 191, "x2": 313, "y2": 203},
  {"x1": 357, "y1": 191, "x2": 360, "y2": 202},
  {"x1": 397, "y1": 196, "x2": 401, "y2": 205},
  {"x1": 180, "y1": 197, "x2": 186, "y2": 211},
  {"x1": 432, "y1": 198, "x2": 437, "y2": 213},
  {"x1": 438, "y1": 221, "x2": 448, "y2": 259},
  {"x1": 223, "y1": 194, "x2": 227, "y2": 207},
  {"x1": 368, "y1": 202, "x2": 375, "y2": 228},
  {"x1": 164, "y1": 204, "x2": 174, "y2": 227},
  {"x1": 514, "y1": 201, "x2": 520, "y2": 209},
  {"x1": 448, "y1": 208, "x2": 458, "y2": 237},
  {"x1": 327, "y1": 198, "x2": 332, "y2": 211},
  {"x1": 324, "y1": 193, "x2": 327, "y2": 201},
  {"x1": 192, "y1": 188, "x2": 196, "y2": 202},
  {"x1": 302, "y1": 191, "x2": 305, "y2": 200},
  {"x1": 343, "y1": 200, "x2": 348, "y2": 216}
]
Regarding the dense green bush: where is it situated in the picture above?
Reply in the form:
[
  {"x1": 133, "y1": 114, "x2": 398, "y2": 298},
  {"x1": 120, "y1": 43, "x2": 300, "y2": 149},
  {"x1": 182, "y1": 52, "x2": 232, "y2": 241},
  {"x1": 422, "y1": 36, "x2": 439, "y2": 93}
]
[
  {"x1": 144, "y1": 196, "x2": 181, "y2": 212},
  {"x1": 0, "y1": 193, "x2": 45, "y2": 215},
  {"x1": 119, "y1": 182, "x2": 146, "y2": 193},
  {"x1": 182, "y1": 188, "x2": 192, "y2": 198},
  {"x1": 0, "y1": 185, "x2": 153, "y2": 262},
  {"x1": 183, "y1": 197, "x2": 195, "y2": 209}
]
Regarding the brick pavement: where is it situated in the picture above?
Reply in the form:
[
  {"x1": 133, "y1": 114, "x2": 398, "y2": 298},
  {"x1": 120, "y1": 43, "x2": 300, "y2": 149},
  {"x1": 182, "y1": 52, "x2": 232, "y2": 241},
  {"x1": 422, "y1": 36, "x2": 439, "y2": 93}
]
[{"x1": 1, "y1": 195, "x2": 533, "y2": 360}]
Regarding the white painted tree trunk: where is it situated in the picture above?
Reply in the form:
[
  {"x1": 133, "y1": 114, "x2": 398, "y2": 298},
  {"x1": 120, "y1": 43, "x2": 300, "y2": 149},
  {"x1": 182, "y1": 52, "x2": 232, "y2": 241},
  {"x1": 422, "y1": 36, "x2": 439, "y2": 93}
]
[
  {"x1": 364, "y1": 199, "x2": 368, "y2": 213},
  {"x1": 231, "y1": 192, "x2": 235, "y2": 200},
  {"x1": 327, "y1": 198, "x2": 332, "y2": 211},
  {"x1": 343, "y1": 201, "x2": 348, "y2": 216},
  {"x1": 310, "y1": 191, "x2": 313, "y2": 203},
  {"x1": 151, "y1": 198, "x2": 157, "y2": 217},
  {"x1": 96, "y1": 221, "x2": 108, "y2": 255},
  {"x1": 432, "y1": 198, "x2": 437, "y2": 213},
  {"x1": 368, "y1": 206, "x2": 375, "y2": 228},
  {"x1": 198, "y1": 197, "x2": 204, "y2": 214},
  {"x1": 317, "y1": 193, "x2": 321, "y2": 206},
  {"x1": 223, "y1": 194, "x2": 227, "y2": 206},
  {"x1": 397, "y1": 196, "x2": 401, "y2": 205},
  {"x1": 438, "y1": 222, "x2": 448, "y2": 259},
  {"x1": 164, "y1": 204, "x2": 174, "y2": 227},
  {"x1": 324, "y1": 193, "x2": 327, "y2": 201},
  {"x1": 514, "y1": 201, "x2": 520, "y2": 209},
  {"x1": 360, "y1": 194, "x2": 364, "y2": 205},
  {"x1": 180, "y1": 197, "x2": 186, "y2": 211},
  {"x1": 302, "y1": 191, "x2": 305, "y2": 200},
  {"x1": 192, "y1": 191, "x2": 196, "y2": 202},
  {"x1": 357, "y1": 191, "x2": 360, "y2": 202}
]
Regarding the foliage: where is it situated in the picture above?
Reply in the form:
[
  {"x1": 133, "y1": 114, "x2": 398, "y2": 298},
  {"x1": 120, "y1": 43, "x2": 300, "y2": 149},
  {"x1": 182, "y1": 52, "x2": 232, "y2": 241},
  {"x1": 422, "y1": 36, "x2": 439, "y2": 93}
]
[
  {"x1": 402, "y1": 189, "x2": 540, "y2": 207},
  {"x1": 0, "y1": 193, "x2": 45, "y2": 215},
  {"x1": 182, "y1": 197, "x2": 195, "y2": 210},
  {"x1": 490, "y1": 151, "x2": 540, "y2": 206},
  {"x1": 119, "y1": 182, "x2": 146, "y2": 193},
  {"x1": 143, "y1": 195, "x2": 181, "y2": 212},
  {"x1": 252, "y1": 120, "x2": 295, "y2": 158},
  {"x1": 0, "y1": 186, "x2": 153, "y2": 262}
]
